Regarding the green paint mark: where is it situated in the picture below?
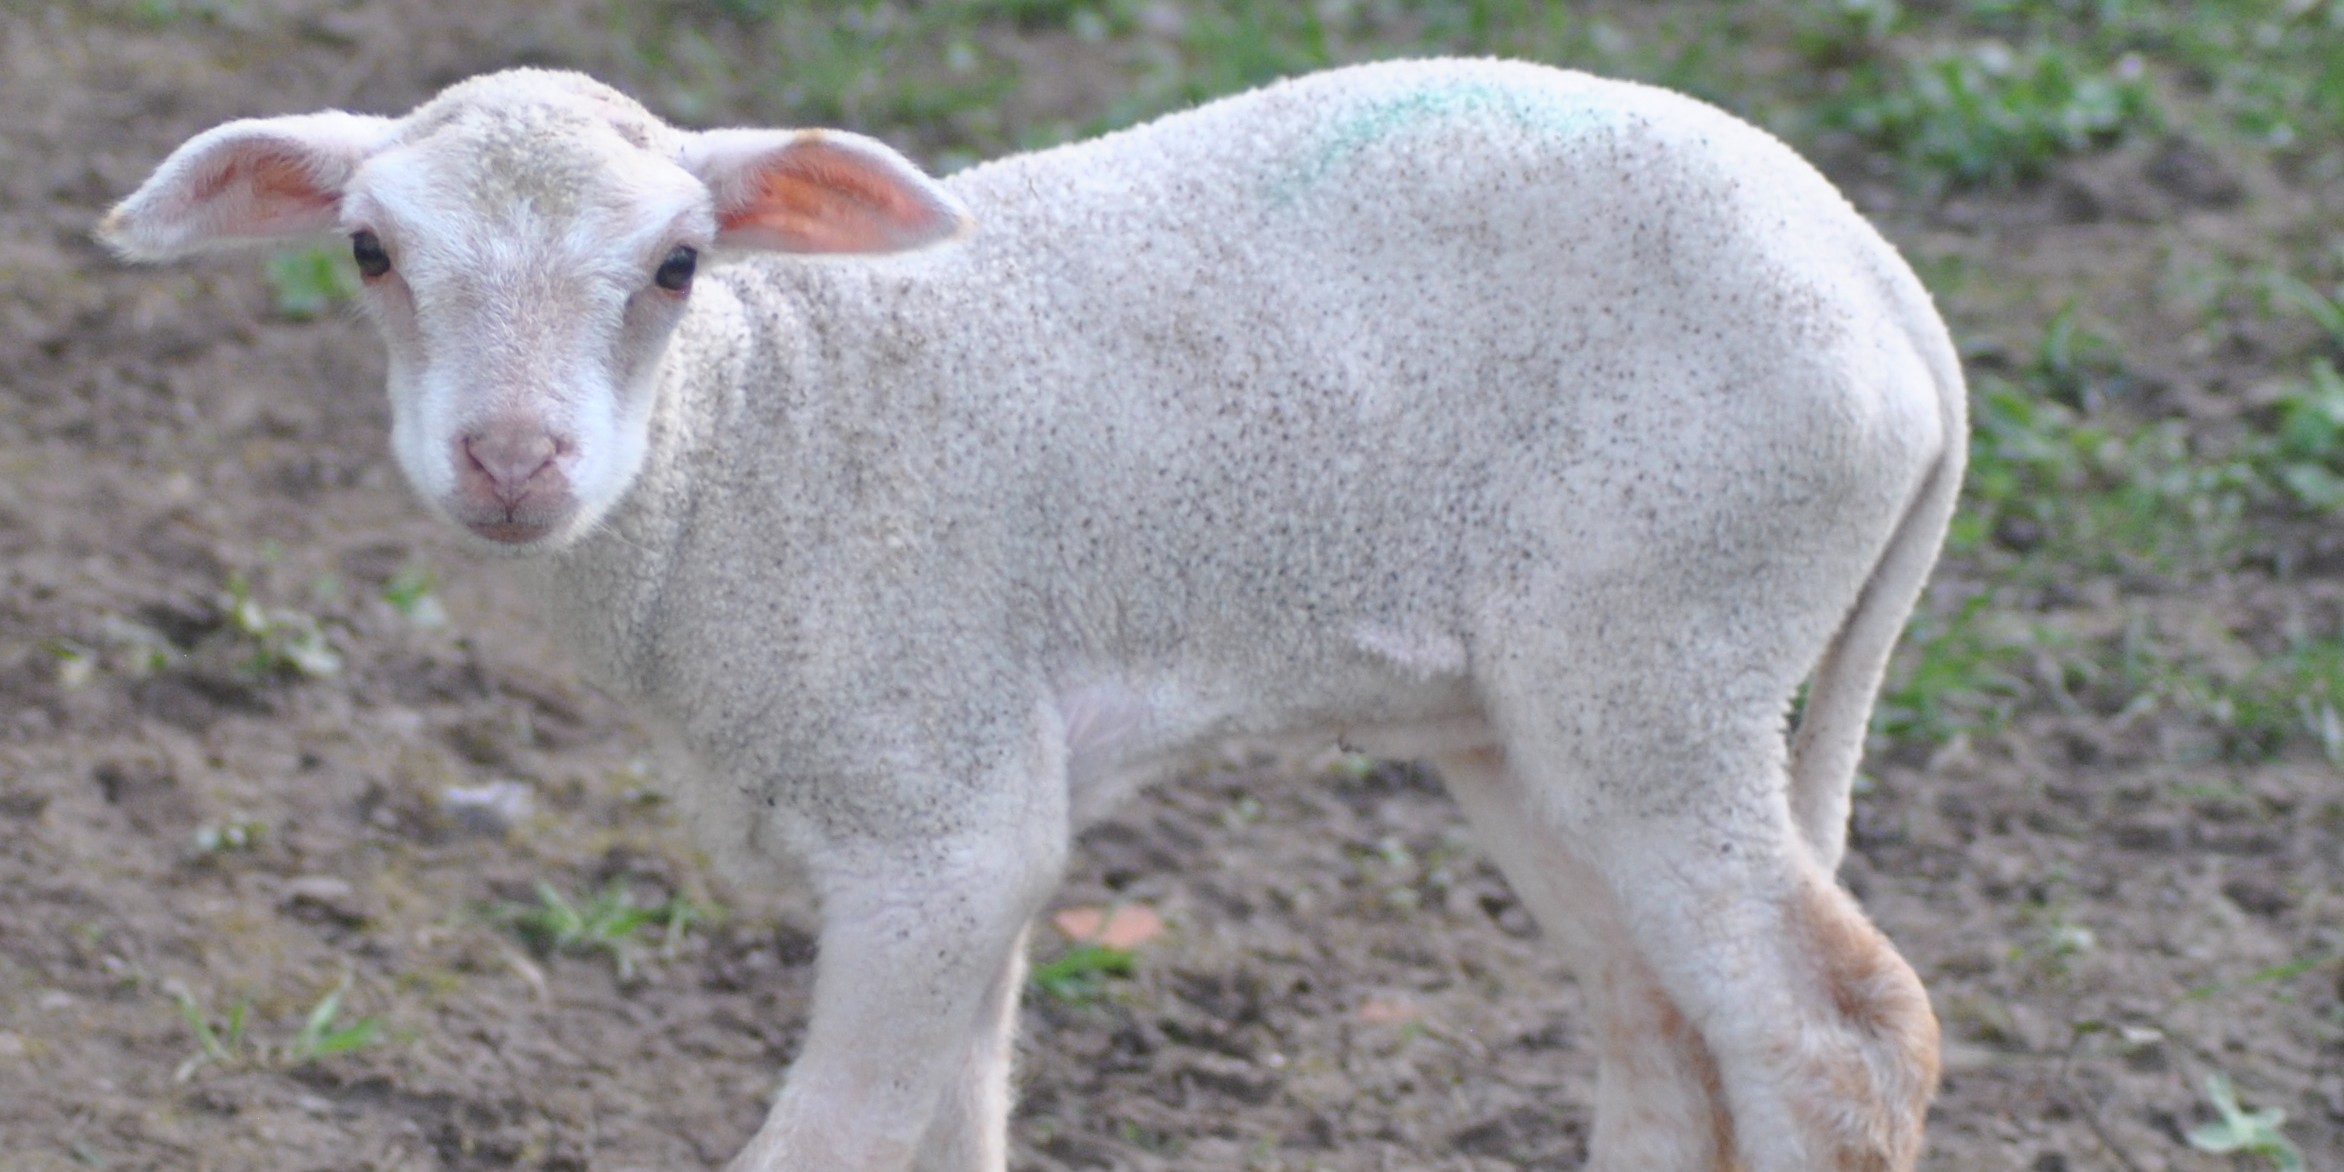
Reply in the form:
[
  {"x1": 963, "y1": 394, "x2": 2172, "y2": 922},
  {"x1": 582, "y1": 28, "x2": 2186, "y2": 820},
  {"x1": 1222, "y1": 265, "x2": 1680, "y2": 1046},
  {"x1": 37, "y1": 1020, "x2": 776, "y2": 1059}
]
[{"x1": 1271, "y1": 79, "x2": 1614, "y2": 204}]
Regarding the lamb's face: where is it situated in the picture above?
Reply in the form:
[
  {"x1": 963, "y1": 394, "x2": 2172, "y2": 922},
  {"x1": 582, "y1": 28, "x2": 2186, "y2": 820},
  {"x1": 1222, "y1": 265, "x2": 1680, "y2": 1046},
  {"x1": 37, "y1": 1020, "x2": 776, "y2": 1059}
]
[
  {"x1": 104, "y1": 68, "x2": 971, "y2": 554},
  {"x1": 344, "y1": 97, "x2": 713, "y2": 550}
]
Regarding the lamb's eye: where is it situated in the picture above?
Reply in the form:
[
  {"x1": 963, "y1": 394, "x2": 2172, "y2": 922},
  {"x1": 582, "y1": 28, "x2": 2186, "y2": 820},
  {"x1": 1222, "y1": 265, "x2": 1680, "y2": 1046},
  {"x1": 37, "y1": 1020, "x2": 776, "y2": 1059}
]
[
  {"x1": 351, "y1": 230, "x2": 391, "y2": 279},
  {"x1": 654, "y1": 244, "x2": 697, "y2": 293}
]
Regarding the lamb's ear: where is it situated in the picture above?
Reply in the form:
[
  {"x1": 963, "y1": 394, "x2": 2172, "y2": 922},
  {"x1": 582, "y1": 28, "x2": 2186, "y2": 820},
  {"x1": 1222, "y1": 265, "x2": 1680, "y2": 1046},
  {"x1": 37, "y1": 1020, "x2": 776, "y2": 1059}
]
[
  {"x1": 100, "y1": 111, "x2": 395, "y2": 261},
  {"x1": 682, "y1": 128, "x2": 971, "y2": 255}
]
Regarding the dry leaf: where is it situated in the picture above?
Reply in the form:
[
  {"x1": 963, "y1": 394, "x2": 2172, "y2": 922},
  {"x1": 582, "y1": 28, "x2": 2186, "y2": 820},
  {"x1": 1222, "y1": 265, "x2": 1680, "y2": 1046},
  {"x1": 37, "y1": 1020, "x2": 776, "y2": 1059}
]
[
  {"x1": 1357, "y1": 996, "x2": 1421, "y2": 1025},
  {"x1": 1050, "y1": 903, "x2": 1164, "y2": 949}
]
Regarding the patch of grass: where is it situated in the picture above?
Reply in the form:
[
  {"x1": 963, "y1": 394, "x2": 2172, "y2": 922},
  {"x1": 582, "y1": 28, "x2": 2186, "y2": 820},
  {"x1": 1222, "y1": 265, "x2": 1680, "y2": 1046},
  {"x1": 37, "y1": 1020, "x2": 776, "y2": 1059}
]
[
  {"x1": 2184, "y1": 948, "x2": 2344, "y2": 1003},
  {"x1": 2267, "y1": 271, "x2": 2344, "y2": 351},
  {"x1": 1161, "y1": 1, "x2": 1334, "y2": 98},
  {"x1": 49, "y1": 616, "x2": 181, "y2": 689},
  {"x1": 1940, "y1": 343, "x2": 2344, "y2": 668},
  {"x1": 655, "y1": 894, "x2": 714, "y2": 962},
  {"x1": 1030, "y1": 942, "x2": 1137, "y2": 1003},
  {"x1": 1895, "y1": 577, "x2": 2344, "y2": 765},
  {"x1": 1870, "y1": 343, "x2": 2341, "y2": 750},
  {"x1": 2029, "y1": 299, "x2": 2126, "y2": 412},
  {"x1": 2134, "y1": 0, "x2": 2344, "y2": 155},
  {"x1": 2261, "y1": 358, "x2": 2344, "y2": 510},
  {"x1": 115, "y1": 0, "x2": 241, "y2": 28},
  {"x1": 490, "y1": 880, "x2": 706, "y2": 981},
  {"x1": 43, "y1": 638, "x2": 98, "y2": 689},
  {"x1": 223, "y1": 572, "x2": 342, "y2": 679},
  {"x1": 172, "y1": 989, "x2": 247, "y2": 1082},
  {"x1": 2010, "y1": 881, "x2": 2096, "y2": 982},
  {"x1": 283, "y1": 980, "x2": 381, "y2": 1065},
  {"x1": 380, "y1": 564, "x2": 448, "y2": 627},
  {"x1": 616, "y1": 0, "x2": 1760, "y2": 167},
  {"x1": 263, "y1": 245, "x2": 358, "y2": 321},
  {"x1": 2206, "y1": 635, "x2": 2344, "y2": 764},
  {"x1": 88, "y1": 615, "x2": 178, "y2": 679},
  {"x1": 615, "y1": 0, "x2": 1022, "y2": 145},
  {"x1": 1792, "y1": 0, "x2": 1904, "y2": 67},
  {"x1": 1822, "y1": 37, "x2": 2155, "y2": 187},
  {"x1": 1952, "y1": 378, "x2": 2083, "y2": 554},
  {"x1": 959, "y1": 0, "x2": 1118, "y2": 30},
  {"x1": 1956, "y1": 373, "x2": 2266, "y2": 574},
  {"x1": 189, "y1": 816, "x2": 266, "y2": 857},
  {"x1": 1877, "y1": 590, "x2": 2042, "y2": 743},
  {"x1": 1913, "y1": 1, "x2": 2342, "y2": 157},
  {"x1": 171, "y1": 978, "x2": 380, "y2": 1083},
  {"x1": 54, "y1": 567, "x2": 350, "y2": 692},
  {"x1": 1342, "y1": 830, "x2": 1468, "y2": 914},
  {"x1": 2186, "y1": 1072, "x2": 2306, "y2": 1172},
  {"x1": 1220, "y1": 793, "x2": 1265, "y2": 829},
  {"x1": 597, "y1": 0, "x2": 2344, "y2": 219}
]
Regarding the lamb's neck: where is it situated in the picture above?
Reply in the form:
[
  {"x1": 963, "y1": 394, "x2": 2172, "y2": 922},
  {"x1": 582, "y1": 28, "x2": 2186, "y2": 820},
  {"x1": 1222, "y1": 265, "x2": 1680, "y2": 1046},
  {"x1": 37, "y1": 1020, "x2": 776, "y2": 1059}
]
[{"x1": 532, "y1": 285, "x2": 753, "y2": 703}]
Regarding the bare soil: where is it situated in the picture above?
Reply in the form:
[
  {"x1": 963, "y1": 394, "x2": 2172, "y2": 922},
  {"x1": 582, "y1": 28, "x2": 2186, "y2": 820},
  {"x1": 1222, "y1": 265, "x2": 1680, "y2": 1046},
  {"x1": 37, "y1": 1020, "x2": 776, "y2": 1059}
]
[{"x1": 1, "y1": 4, "x2": 2338, "y2": 1170}]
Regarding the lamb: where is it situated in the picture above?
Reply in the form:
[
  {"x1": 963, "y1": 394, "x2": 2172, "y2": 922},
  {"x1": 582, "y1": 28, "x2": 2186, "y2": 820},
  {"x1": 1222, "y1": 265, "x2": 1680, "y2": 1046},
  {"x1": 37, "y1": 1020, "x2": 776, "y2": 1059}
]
[{"x1": 103, "y1": 58, "x2": 1965, "y2": 1172}]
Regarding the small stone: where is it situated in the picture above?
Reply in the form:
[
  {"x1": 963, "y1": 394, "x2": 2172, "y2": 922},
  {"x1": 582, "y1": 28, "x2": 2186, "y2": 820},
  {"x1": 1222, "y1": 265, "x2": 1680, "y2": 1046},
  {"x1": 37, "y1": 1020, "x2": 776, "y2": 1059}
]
[
  {"x1": 2221, "y1": 875, "x2": 2292, "y2": 917},
  {"x1": 279, "y1": 874, "x2": 369, "y2": 927},
  {"x1": 2109, "y1": 817, "x2": 2181, "y2": 852},
  {"x1": 1179, "y1": 1051, "x2": 1281, "y2": 1105},
  {"x1": 281, "y1": 875, "x2": 354, "y2": 902},
  {"x1": 438, "y1": 780, "x2": 532, "y2": 837}
]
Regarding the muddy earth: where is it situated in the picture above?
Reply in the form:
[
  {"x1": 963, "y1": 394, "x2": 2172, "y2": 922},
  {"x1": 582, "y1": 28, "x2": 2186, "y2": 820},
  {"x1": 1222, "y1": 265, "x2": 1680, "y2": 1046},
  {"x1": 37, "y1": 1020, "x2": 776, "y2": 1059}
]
[{"x1": 1, "y1": 3, "x2": 2340, "y2": 1170}]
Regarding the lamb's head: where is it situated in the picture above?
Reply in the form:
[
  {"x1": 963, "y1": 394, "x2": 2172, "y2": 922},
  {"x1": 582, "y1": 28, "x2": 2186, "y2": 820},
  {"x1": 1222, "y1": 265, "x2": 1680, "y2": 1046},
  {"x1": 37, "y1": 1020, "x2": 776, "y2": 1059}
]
[{"x1": 103, "y1": 69, "x2": 969, "y2": 550}]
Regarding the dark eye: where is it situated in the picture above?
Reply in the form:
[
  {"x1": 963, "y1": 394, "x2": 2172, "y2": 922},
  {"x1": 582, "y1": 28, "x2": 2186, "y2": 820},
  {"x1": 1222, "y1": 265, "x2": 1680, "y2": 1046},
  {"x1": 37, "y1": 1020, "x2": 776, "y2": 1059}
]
[
  {"x1": 654, "y1": 244, "x2": 697, "y2": 293},
  {"x1": 351, "y1": 230, "x2": 391, "y2": 279}
]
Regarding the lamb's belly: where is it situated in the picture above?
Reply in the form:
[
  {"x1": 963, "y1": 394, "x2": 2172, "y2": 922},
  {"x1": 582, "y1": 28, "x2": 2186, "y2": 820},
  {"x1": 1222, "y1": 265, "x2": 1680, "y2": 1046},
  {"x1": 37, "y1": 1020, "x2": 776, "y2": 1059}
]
[{"x1": 1059, "y1": 675, "x2": 1493, "y2": 829}]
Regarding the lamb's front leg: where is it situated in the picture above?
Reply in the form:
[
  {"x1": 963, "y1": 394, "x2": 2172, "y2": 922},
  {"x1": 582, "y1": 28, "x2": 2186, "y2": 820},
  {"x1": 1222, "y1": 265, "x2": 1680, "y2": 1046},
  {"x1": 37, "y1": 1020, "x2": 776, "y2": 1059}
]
[
  {"x1": 912, "y1": 924, "x2": 1032, "y2": 1172},
  {"x1": 728, "y1": 815, "x2": 1065, "y2": 1172}
]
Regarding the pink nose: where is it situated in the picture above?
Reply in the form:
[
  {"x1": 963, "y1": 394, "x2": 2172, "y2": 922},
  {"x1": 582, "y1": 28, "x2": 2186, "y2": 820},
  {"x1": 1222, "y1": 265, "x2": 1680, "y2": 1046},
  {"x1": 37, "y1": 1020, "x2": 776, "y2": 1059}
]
[
  {"x1": 461, "y1": 426, "x2": 561, "y2": 504},
  {"x1": 449, "y1": 420, "x2": 578, "y2": 544}
]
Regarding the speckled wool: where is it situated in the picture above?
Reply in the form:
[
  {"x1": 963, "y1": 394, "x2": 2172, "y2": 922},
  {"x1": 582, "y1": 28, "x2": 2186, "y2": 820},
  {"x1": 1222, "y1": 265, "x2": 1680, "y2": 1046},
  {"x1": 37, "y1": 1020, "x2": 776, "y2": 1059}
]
[{"x1": 107, "y1": 58, "x2": 1965, "y2": 1172}]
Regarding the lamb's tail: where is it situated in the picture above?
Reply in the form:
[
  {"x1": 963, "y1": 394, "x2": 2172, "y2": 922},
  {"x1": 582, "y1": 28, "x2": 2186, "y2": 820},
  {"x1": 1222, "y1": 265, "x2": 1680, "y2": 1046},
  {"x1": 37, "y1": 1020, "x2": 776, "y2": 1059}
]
[{"x1": 1788, "y1": 304, "x2": 1968, "y2": 873}]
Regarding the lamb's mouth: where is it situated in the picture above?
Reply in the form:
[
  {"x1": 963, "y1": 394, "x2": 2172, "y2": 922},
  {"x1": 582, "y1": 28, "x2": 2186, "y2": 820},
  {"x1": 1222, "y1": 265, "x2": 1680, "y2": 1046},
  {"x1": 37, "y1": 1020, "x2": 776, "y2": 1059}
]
[{"x1": 466, "y1": 518, "x2": 557, "y2": 545}]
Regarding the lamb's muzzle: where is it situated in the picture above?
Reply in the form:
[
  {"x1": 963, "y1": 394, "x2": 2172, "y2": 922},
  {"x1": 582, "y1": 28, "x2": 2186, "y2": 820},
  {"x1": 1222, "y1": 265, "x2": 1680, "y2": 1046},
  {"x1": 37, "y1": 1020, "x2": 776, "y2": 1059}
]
[{"x1": 453, "y1": 421, "x2": 573, "y2": 544}]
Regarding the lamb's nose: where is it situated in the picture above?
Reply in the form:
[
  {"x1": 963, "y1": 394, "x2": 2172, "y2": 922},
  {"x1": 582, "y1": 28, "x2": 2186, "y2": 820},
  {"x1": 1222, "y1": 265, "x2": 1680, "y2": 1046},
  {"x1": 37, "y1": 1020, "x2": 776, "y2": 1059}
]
[{"x1": 461, "y1": 427, "x2": 560, "y2": 503}]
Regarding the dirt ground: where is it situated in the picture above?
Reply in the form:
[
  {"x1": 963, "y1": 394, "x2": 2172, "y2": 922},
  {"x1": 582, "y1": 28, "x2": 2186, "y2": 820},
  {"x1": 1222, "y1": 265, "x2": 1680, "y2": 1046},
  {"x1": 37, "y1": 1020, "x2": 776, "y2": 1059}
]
[{"x1": 1, "y1": 3, "x2": 2340, "y2": 1170}]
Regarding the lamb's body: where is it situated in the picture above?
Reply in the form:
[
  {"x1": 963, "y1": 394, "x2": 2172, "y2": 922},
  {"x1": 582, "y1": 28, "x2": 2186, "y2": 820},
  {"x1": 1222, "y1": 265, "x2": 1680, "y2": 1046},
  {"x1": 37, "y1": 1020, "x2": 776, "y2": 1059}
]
[
  {"x1": 109, "y1": 59, "x2": 1963, "y2": 1172},
  {"x1": 585, "y1": 62, "x2": 1944, "y2": 835}
]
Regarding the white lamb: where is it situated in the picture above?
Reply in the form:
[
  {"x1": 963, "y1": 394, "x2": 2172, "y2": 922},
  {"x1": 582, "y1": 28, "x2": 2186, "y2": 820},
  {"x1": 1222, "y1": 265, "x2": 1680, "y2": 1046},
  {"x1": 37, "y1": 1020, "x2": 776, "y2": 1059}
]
[{"x1": 105, "y1": 58, "x2": 1964, "y2": 1172}]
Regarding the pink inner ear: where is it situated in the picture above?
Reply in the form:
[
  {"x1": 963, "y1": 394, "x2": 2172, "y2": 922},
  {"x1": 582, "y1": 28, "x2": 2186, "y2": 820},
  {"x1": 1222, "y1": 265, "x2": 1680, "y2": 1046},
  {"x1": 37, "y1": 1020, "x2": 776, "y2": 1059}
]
[
  {"x1": 190, "y1": 149, "x2": 339, "y2": 227},
  {"x1": 721, "y1": 140, "x2": 955, "y2": 254}
]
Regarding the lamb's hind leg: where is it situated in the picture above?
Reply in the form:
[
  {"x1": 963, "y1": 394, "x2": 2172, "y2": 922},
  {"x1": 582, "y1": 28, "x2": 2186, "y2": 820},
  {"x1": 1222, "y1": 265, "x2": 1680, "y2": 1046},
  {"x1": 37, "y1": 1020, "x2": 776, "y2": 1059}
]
[
  {"x1": 1442, "y1": 710, "x2": 1937, "y2": 1170},
  {"x1": 1614, "y1": 836, "x2": 1937, "y2": 1171},
  {"x1": 1438, "y1": 749, "x2": 1734, "y2": 1170}
]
